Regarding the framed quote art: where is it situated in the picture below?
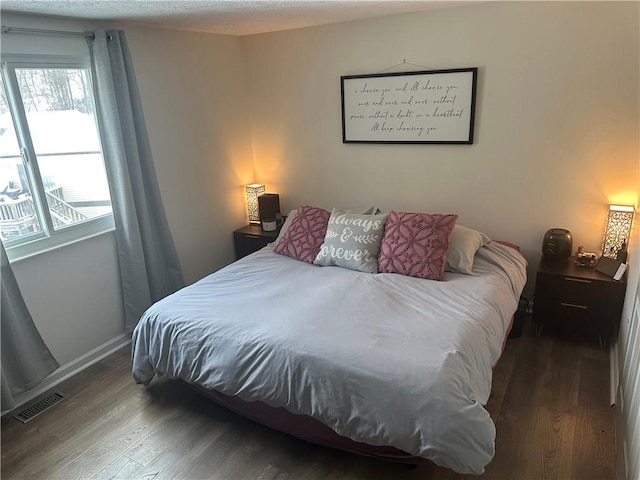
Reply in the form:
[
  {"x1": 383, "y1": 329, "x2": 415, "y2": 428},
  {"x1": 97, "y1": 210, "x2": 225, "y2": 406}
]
[{"x1": 341, "y1": 67, "x2": 477, "y2": 144}]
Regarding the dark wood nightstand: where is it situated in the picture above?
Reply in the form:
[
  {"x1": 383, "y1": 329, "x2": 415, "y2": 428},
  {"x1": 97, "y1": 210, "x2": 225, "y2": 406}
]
[
  {"x1": 532, "y1": 256, "x2": 626, "y2": 347},
  {"x1": 233, "y1": 224, "x2": 281, "y2": 260}
]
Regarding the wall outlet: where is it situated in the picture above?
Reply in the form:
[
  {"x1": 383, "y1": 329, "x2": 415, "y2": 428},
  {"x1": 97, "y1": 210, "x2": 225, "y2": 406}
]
[{"x1": 526, "y1": 300, "x2": 534, "y2": 314}]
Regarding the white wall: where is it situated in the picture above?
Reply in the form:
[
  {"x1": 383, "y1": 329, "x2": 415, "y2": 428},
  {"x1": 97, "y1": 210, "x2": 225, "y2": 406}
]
[
  {"x1": 117, "y1": 25, "x2": 255, "y2": 284},
  {"x1": 243, "y1": 1, "x2": 639, "y2": 292},
  {"x1": 13, "y1": 233, "x2": 124, "y2": 364}
]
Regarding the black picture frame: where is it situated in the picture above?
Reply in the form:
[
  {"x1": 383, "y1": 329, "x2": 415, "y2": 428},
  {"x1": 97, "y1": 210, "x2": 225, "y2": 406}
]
[{"x1": 341, "y1": 67, "x2": 477, "y2": 144}]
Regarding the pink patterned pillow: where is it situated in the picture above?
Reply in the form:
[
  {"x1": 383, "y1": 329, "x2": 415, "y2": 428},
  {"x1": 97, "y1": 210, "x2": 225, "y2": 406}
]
[
  {"x1": 378, "y1": 211, "x2": 458, "y2": 280},
  {"x1": 274, "y1": 205, "x2": 331, "y2": 263}
]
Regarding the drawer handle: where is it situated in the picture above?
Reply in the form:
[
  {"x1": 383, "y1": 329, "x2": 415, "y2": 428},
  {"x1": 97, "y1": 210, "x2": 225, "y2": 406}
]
[
  {"x1": 564, "y1": 277, "x2": 591, "y2": 284},
  {"x1": 245, "y1": 235, "x2": 261, "y2": 239},
  {"x1": 561, "y1": 302, "x2": 588, "y2": 310}
]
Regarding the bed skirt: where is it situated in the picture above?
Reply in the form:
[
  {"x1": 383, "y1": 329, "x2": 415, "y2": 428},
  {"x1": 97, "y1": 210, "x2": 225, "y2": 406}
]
[{"x1": 193, "y1": 384, "x2": 432, "y2": 465}]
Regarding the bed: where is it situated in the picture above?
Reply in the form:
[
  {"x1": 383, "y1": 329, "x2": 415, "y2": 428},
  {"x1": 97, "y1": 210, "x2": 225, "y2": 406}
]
[{"x1": 132, "y1": 210, "x2": 527, "y2": 475}]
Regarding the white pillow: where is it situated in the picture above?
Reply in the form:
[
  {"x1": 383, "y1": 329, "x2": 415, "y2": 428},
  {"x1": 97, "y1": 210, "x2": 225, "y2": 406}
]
[{"x1": 445, "y1": 224, "x2": 491, "y2": 275}]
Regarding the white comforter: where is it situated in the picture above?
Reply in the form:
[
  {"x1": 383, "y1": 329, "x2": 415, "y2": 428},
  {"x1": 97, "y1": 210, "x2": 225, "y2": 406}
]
[{"x1": 132, "y1": 242, "x2": 526, "y2": 474}]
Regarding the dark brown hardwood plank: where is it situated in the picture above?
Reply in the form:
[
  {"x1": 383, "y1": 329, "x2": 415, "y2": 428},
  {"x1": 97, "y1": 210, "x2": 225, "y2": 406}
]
[
  {"x1": 571, "y1": 356, "x2": 617, "y2": 480},
  {"x1": 482, "y1": 325, "x2": 554, "y2": 478},
  {"x1": 122, "y1": 394, "x2": 235, "y2": 480},
  {"x1": 91, "y1": 455, "x2": 144, "y2": 480},
  {"x1": 484, "y1": 333, "x2": 519, "y2": 422},
  {"x1": 539, "y1": 336, "x2": 582, "y2": 415},
  {"x1": 170, "y1": 417, "x2": 260, "y2": 479},
  {"x1": 1, "y1": 358, "x2": 140, "y2": 479},
  {"x1": 50, "y1": 406, "x2": 173, "y2": 479},
  {"x1": 523, "y1": 406, "x2": 576, "y2": 479},
  {"x1": 257, "y1": 464, "x2": 291, "y2": 480}
]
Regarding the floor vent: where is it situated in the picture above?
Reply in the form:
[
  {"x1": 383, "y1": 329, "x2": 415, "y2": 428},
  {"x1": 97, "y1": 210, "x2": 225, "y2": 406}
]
[{"x1": 13, "y1": 392, "x2": 67, "y2": 423}]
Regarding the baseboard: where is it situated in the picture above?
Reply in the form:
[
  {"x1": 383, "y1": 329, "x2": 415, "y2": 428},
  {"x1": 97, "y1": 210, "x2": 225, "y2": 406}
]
[
  {"x1": 615, "y1": 385, "x2": 628, "y2": 480},
  {"x1": 610, "y1": 339, "x2": 619, "y2": 406},
  {"x1": 3, "y1": 333, "x2": 131, "y2": 415}
]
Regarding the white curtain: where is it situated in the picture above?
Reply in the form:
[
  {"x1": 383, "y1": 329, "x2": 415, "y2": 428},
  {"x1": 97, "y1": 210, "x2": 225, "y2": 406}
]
[
  {"x1": 1, "y1": 242, "x2": 59, "y2": 413},
  {"x1": 87, "y1": 30, "x2": 185, "y2": 333}
]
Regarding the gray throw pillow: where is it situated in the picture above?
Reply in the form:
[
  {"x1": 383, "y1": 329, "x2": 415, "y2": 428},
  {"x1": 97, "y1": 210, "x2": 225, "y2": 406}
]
[
  {"x1": 444, "y1": 224, "x2": 491, "y2": 275},
  {"x1": 314, "y1": 209, "x2": 388, "y2": 273}
]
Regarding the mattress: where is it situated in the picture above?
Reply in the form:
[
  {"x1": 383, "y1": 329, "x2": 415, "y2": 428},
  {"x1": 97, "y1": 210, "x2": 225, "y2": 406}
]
[{"x1": 132, "y1": 241, "x2": 526, "y2": 474}]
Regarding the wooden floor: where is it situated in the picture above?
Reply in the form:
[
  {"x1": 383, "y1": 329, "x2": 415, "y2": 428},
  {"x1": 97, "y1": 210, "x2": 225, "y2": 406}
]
[{"x1": 2, "y1": 320, "x2": 616, "y2": 480}]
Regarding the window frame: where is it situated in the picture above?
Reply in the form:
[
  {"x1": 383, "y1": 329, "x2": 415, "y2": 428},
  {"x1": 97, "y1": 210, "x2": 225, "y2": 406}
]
[{"x1": 0, "y1": 54, "x2": 114, "y2": 261}]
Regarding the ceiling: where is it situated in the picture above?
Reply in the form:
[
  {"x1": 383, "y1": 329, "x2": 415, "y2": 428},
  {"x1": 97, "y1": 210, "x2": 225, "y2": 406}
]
[{"x1": 0, "y1": 0, "x2": 478, "y2": 36}]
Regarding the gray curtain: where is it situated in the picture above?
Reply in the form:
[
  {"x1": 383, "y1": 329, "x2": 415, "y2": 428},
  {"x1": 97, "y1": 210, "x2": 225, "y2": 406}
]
[
  {"x1": 1, "y1": 242, "x2": 59, "y2": 413},
  {"x1": 87, "y1": 30, "x2": 184, "y2": 333}
]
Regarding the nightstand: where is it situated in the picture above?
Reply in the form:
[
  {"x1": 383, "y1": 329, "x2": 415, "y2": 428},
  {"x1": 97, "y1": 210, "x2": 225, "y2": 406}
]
[
  {"x1": 233, "y1": 224, "x2": 281, "y2": 260},
  {"x1": 532, "y1": 256, "x2": 626, "y2": 347}
]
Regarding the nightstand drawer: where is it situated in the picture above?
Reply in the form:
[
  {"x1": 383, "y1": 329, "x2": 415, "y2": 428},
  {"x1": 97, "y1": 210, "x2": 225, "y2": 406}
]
[
  {"x1": 533, "y1": 295, "x2": 608, "y2": 336},
  {"x1": 535, "y1": 273, "x2": 598, "y2": 307},
  {"x1": 532, "y1": 257, "x2": 626, "y2": 344},
  {"x1": 539, "y1": 272, "x2": 624, "y2": 307},
  {"x1": 234, "y1": 232, "x2": 272, "y2": 259},
  {"x1": 233, "y1": 224, "x2": 281, "y2": 260}
]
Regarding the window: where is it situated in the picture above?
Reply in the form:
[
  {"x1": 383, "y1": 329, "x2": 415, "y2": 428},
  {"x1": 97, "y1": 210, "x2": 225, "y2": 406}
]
[{"x1": 0, "y1": 55, "x2": 113, "y2": 258}]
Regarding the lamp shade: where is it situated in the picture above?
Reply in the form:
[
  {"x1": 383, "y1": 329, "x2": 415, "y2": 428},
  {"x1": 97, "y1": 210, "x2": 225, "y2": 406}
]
[
  {"x1": 602, "y1": 204, "x2": 635, "y2": 258},
  {"x1": 245, "y1": 184, "x2": 265, "y2": 223}
]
